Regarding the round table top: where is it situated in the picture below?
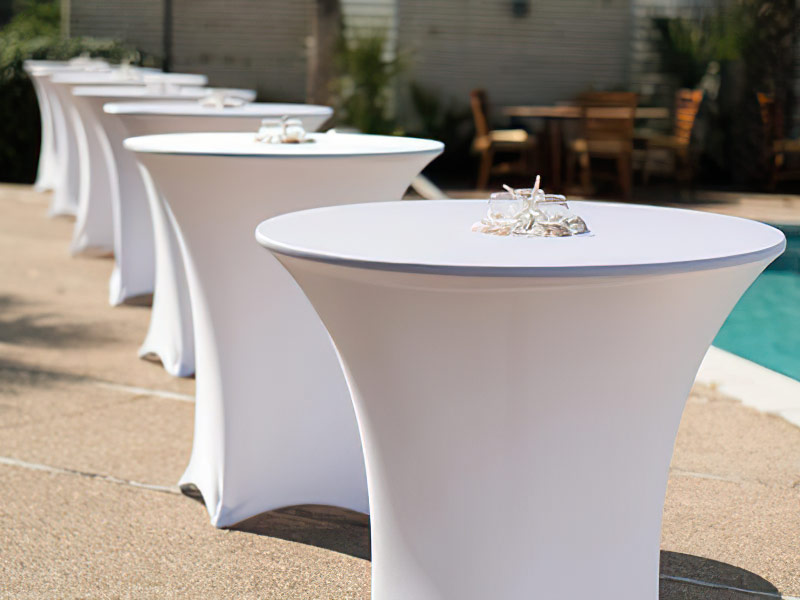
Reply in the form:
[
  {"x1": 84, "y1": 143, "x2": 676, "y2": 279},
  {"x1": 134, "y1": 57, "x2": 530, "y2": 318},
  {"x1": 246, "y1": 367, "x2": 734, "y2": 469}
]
[
  {"x1": 103, "y1": 101, "x2": 332, "y2": 119},
  {"x1": 24, "y1": 59, "x2": 112, "y2": 74},
  {"x1": 123, "y1": 132, "x2": 444, "y2": 158},
  {"x1": 51, "y1": 71, "x2": 206, "y2": 86},
  {"x1": 73, "y1": 86, "x2": 256, "y2": 103},
  {"x1": 255, "y1": 200, "x2": 786, "y2": 277}
]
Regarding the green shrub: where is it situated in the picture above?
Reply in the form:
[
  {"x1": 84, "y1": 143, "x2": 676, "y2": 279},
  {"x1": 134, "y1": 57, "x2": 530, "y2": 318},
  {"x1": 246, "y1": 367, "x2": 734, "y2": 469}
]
[
  {"x1": 653, "y1": 2, "x2": 798, "y2": 186},
  {"x1": 332, "y1": 32, "x2": 402, "y2": 135},
  {"x1": 406, "y1": 82, "x2": 472, "y2": 176},
  {"x1": 653, "y1": 10, "x2": 746, "y2": 89},
  {"x1": 0, "y1": 0, "x2": 154, "y2": 183}
]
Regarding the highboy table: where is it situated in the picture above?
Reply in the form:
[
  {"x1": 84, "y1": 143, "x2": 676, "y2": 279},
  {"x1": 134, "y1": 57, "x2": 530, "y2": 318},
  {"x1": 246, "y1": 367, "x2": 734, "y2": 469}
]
[
  {"x1": 69, "y1": 86, "x2": 254, "y2": 304},
  {"x1": 125, "y1": 132, "x2": 443, "y2": 527},
  {"x1": 23, "y1": 60, "x2": 108, "y2": 194},
  {"x1": 58, "y1": 76, "x2": 211, "y2": 259},
  {"x1": 47, "y1": 68, "x2": 178, "y2": 221},
  {"x1": 256, "y1": 200, "x2": 785, "y2": 600},
  {"x1": 104, "y1": 101, "x2": 333, "y2": 376},
  {"x1": 24, "y1": 59, "x2": 111, "y2": 213}
]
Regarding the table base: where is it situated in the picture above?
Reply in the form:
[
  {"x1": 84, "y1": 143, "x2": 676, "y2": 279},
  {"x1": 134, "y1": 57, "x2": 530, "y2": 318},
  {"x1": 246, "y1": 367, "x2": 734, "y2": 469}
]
[
  {"x1": 71, "y1": 95, "x2": 115, "y2": 256},
  {"x1": 276, "y1": 256, "x2": 770, "y2": 600}
]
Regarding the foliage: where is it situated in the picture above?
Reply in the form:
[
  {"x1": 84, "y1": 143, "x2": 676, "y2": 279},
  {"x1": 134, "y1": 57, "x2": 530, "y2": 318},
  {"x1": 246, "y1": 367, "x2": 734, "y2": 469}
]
[
  {"x1": 408, "y1": 83, "x2": 469, "y2": 142},
  {"x1": 4, "y1": 0, "x2": 59, "y2": 38},
  {"x1": 406, "y1": 82, "x2": 472, "y2": 172},
  {"x1": 652, "y1": 9, "x2": 746, "y2": 89},
  {"x1": 332, "y1": 31, "x2": 402, "y2": 135},
  {"x1": 654, "y1": 1, "x2": 796, "y2": 115},
  {"x1": 739, "y1": 0, "x2": 797, "y2": 129},
  {"x1": 653, "y1": 1, "x2": 799, "y2": 186},
  {"x1": 0, "y1": 0, "x2": 153, "y2": 183}
]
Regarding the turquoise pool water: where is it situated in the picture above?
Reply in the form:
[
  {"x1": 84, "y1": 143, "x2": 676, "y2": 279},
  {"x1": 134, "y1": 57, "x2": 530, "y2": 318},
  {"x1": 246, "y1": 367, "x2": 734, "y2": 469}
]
[{"x1": 713, "y1": 224, "x2": 800, "y2": 381}]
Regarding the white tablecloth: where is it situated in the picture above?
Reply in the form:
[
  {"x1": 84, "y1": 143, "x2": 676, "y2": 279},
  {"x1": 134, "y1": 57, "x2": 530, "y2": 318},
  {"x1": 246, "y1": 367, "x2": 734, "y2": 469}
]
[
  {"x1": 104, "y1": 101, "x2": 333, "y2": 376},
  {"x1": 46, "y1": 67, "x2": 169, "y2": 220},
  {"x1": 125, "y1": 132, "x2": 443, "y2": 527},
  {"x1": 69, "y1": 86, "x2": 253, "y2": 304},
  {"x1": 256, "y1": 200, "x2": 785, "y2": 600},
  {"x1": 24, "y1": 63, "x2": 61, "y2": 193},
  {"x1": 23, "y1": 60, "x2": 111, "y2": 202},
  {"x1": 50, "y1": 72, "x2": 209, "y2": 259}
]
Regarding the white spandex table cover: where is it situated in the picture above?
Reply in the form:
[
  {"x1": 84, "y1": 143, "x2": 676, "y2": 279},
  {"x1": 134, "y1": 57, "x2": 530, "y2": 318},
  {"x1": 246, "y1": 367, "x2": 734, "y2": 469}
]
[
  {"x1": 70, "y1": 87, "x2": 255, "y2": 305},
  {"x1": 24, "y1": 61, "x2": 65, "y2": 192},
  {"x1": 24, "y1": 60, "x2": 112, "y2": 196},
  {"x1": 256, "y1": 200, "x2": 786, "y2": 600},
  {"x1": 104, "y1": 102, "x2": 333, "y2": 376},
  {"x1": 50, "y1": 72, "x2": 209, "y2": 260},
  {"x1": 46, "y1": 67, "x2": 166, "y2": 219},
  {"x1": 24, "y1": 60, "x2": 112, "y2": 212},
  {"x1": 125, "y1": 132, "x2": 443, "y2": 527}
]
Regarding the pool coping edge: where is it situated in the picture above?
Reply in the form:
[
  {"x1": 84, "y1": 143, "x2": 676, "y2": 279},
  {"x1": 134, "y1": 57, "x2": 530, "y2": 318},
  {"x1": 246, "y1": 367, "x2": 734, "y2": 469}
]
[{"x1": 696, "y1": 346, "x2": 800, "y2": 429}]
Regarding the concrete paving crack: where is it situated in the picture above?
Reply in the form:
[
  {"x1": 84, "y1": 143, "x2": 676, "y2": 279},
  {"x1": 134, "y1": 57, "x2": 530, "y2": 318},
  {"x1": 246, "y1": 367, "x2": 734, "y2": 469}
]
[
  {"x1": 0, "y1": 455, "x2": 181, "y2": 495},
  {"x1": 661, "y1": 574, "x2": 799, "y2": 599},
  {"x1": 0, "y1": 363, "x2": 194, "y2": 402},
  {"x1": 92, "y1": 381, "x2": 194, "y2": 403},
  {"x1": 670, "y1": 468, "x2": 742, "y2": 484}
]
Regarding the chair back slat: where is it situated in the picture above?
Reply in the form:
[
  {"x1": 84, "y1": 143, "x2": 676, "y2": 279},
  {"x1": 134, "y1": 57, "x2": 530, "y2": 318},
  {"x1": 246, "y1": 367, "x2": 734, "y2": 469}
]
[
  {"x1": 673, "y1": 89, "x2": 703, "y2": 146},
  {"x1": 578, "y1": 91, "x2": 637, "y2": 146},
  {"x1": 757, "y1": 92, "x2": 785, "y2": 142}
]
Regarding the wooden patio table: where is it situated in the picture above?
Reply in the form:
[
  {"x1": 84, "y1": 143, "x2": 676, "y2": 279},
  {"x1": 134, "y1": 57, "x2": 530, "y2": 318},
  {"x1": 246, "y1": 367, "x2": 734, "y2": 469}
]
[{"x1": 502, "y1": 105, "x2": 670, "y2": 190}]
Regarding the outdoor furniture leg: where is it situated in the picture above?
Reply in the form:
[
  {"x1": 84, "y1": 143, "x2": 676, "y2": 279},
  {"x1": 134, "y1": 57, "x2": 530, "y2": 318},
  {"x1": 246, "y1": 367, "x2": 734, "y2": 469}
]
[
  {"x1": 549, "y1": 120, "x2": 562, "y2": 190},
  {"x1": 477, "y1": 147, "x2": 494, "y2": 190},
  {"x1": 579, "y1": 148, "x2": 591, "y2": 191},
  {"x1": 618, "y1": 153, "x2": 633, "y2": 201}
]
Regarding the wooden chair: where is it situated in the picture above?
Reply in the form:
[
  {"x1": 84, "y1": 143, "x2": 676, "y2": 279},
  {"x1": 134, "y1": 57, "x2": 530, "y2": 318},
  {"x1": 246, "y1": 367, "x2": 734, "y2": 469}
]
[
  {"x1": 566, "y1": 92, "x2": 638, "y2": 201},
  {"x1": 470, "y1": 89, "x2": 536, "y2": 189},
  {"x1": 641, "y1": 89, "x2": 703, "y2": 184},
  {"x1": 758, "y1": 92, "x2": 800, "y2": 189}
]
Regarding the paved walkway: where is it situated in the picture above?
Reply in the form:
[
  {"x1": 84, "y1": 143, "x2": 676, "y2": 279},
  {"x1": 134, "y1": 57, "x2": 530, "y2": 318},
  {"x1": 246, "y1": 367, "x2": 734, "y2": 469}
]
[
  {"x1": 683, "y1": 191, "x2": 800, "y2": 225},
  {"x1": 1, "y1": 184, "x2": 798, "y2": 598}
]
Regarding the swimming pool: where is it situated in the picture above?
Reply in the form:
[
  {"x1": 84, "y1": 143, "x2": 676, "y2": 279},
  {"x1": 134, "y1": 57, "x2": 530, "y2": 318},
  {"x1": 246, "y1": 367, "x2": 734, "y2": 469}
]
[{"x1": 714, "y1": 224, "x2": 800, "y2": 381}]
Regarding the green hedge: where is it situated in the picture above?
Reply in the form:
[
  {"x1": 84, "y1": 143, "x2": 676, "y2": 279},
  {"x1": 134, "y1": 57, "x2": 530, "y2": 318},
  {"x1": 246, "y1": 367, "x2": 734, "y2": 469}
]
[{"x1": 0, "y1": 1, "x2": 154, "y2": 183}]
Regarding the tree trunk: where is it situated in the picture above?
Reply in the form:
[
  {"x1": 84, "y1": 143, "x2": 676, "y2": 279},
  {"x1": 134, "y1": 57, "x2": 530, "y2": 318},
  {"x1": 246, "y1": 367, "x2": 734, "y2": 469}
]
[{"x1": 307, "y1": 0, "x2": 342, "y2": 105}]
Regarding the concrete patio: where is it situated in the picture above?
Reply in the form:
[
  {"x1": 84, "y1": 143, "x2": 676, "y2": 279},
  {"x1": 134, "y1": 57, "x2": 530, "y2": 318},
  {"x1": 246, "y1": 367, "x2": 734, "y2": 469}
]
[{"x1": 0, "y1": 183, "x2": 798, "y2": 599}]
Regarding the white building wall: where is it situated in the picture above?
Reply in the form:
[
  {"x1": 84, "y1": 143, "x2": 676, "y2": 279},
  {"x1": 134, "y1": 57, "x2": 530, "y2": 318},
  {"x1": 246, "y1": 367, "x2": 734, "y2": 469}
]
[
  {"x1": 342, "y1": 0, "x2": 395, "y2": 35},
  {"x1": 396, "y1": 0, "x2": 633, "y2": 119},
  {"x1": 72, "y1": 0, "x2": 786, "y2": 118},
  {"x1": 342, "y1": 0, "x2": 397, "y2": 61},
  {"x1": 170, "y1": 0, "x2": 312, "y2": 100},
  {"x1": 68, "y1": 0, "x2": 164, "y2": 57},
  {"x1": 69, "y1": 0, "x2": 313, "y2": 102}
]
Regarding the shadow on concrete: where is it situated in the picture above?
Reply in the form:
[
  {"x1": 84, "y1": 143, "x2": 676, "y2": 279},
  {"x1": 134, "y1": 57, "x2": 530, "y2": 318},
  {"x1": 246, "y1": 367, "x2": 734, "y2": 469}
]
[
  {"x1": 0, "y1": 294, "x2": 117, "y2": 348},
  {"x1": 231, "y1": 505, "x2": 371, "y2": 561},
  {"x1": 120, "y1": 293, "x2": 153, "y2": 309},
  {"x1": 0, "y1": 356, "x2": 92, "y2": 396},
  {"x1": 660, "y1": 551, "x2": 782, "y2": 598},
  {"x1": 180, "y1": 484, "x2": 371, "y2": 560},
  {"x1": 181, "y1": 487, "x2": 786, "y2": 593}
]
